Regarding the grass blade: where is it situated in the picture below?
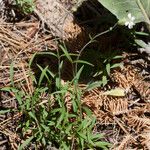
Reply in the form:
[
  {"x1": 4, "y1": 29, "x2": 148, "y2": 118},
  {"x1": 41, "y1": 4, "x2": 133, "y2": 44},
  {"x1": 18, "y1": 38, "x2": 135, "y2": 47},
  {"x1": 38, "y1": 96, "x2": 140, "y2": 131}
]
[
  {"x1": 85, "y1": 81, "x2": 102, "y2": 91},
  {"x1": 72, "y1": 66, "x2": 84, "y2": 83},
  {"x1": 60, "y1": 45, "x2": 72, "y2": 63},
  {"x1": 73, "y1": 60, "x2": 94, "y2": 66},
  {"x1": 18, "y1": 136, "x2": 34, "y2": 150},
  {"x1": 0, "y1": 109, "x2": 10, "y2": 114}
]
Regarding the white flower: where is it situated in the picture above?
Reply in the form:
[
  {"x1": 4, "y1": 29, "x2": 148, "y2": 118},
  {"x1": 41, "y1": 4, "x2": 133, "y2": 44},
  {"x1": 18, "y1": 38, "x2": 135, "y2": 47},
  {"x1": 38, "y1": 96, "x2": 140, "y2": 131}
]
[{"x1": 125, "y1": 13, "x2": 135, "y2": 29}]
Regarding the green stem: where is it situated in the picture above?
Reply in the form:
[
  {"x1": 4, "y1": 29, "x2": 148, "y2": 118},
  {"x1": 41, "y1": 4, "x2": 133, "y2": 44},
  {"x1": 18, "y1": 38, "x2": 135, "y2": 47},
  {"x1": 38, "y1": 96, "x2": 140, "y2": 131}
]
[{"x1": 75, "y1": 22, "x2": 118, "y2": 74}]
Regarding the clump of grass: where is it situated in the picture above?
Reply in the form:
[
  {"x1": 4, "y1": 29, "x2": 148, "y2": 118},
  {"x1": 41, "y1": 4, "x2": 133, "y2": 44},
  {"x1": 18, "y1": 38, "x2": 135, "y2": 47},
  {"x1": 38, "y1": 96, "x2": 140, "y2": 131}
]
[
  {"x1": 1, "y1": 45, "x2": 112, "y2": 149},
  {"x1": 14, "y1": 0, "x2": 34, "y2": 14}
]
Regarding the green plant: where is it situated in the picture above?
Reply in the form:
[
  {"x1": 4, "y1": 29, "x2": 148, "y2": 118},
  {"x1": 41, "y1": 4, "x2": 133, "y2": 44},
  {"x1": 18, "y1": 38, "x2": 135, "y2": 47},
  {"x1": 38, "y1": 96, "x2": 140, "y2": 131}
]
[
  {"x1": 1, "y1": 46, "x2": 111, "y2": 149},
  {"x1": 15, "y1": 0, "x2": 34, "y2": 14},
  {"x1": 93, "y1": 50, "x2": 123, "y2": 86},
  {"x1": 76, "y1": 48, "x2": 123, "y2": 88},
  {"x1": 98, "y1": 0, "x2": 150, "y2": 31}
]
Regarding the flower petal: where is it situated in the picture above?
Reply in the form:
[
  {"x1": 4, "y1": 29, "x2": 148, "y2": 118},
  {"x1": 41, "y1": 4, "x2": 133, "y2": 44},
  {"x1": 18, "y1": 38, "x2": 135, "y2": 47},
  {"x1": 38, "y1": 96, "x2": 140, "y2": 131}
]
[
  {"x1": 131, "y1": 16, "x2": 135, "y2": 21},
  {"x1": 128, "y1": 23, "x2": 133, "y2": 29},
  {"x1": 125, "y1": 21, "x2": 129, "y2": 26},
  {"x1": 128, "y1": 13, "x2": 132, "y2": 19}
]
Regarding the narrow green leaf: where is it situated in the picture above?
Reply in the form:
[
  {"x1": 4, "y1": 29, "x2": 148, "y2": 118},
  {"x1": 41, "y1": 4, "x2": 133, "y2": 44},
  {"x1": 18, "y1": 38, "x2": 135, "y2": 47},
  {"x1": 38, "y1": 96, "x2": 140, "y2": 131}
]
[
  {"x1": 77, "y1": 132, "x2": 87, "y2": 140},
  {"x1": 42, "y1": 137, "x2": 46, "y2": 146},
  {"x1": 55, "y1": 76, "x2": 60, "y2": 89},
  {"x1": 37, "y1": 65, "x2": 51, "y2": 86},
  {"x1": 135, "y1": 31, "x2": 149, "y2": 36},
  {"x1": 37, "y1": 51, "x2": 57, "y2": 58},
  {"x1": 29, "y1": 52, "x2": 37, "y2": 67},
  {"x1": 18, "y1": 136, "x2": 34, "y2": 150},
  {"x1": 1, "y1": 87, "x2": 18, "y2": 92},
  {"x1": 85, "y1": 81, "x2": 102, "y2": 91},
  {"x1": 41, "y1": 124, "x2": 50, "y2": 132},
  {"x1": 47, "y1": 69, "x2": 55, "y2": 78},
  {"x1": 1, "y1": 87, "x2": 24, "y2": 106},
  {"x1": 29, "y1": 111, "x2": 37, "y2": 121},
  {"x1": 82, "y1": 106, "x2": 92, "y2": 116},
  {"x1": 94, "y1": 141, "x2": 111, "y2": 148},
  {"x1": 82, "y1": 119, "x2": 89, "y2": 130},
  {"x1": 110, "y1": 63, "x2": 123, "y2": 69},
  {"x1": 65, "y1": 124, "x2": 72, "y2": 134},
  {"x1": 37, "y1": 87, "x2": 48, "y2": 93},
  {"x1": 90, "y1": 134, "x2": 104, "y2": 141},
  {"x1": 80, "y1": 137, "x2": 84, "y2": 149},
  {"x1": 87, "y1": 131, "x2": 95, "y2": 146},
  {"x1": 72, "y1": 66, "x2": 84, "y2": 83},
  {"x1": 112, "y1": 55, "x2": 123, "y2": 59},
  {"x1": 56, "y1": 108, "x2": 65, "y2": 127},
  {"x1": 48, "y1": 121, "x2": 55, "y2": 126},
  {"x1": 61, "y1": 141, "x2": 70, "y2": 150},
  {"x1": 102, "y1": 76, "x2": 108, "y2": 86},
  {"x1": 61, "y1": 53, "x2": 78, "y2": 57},
  {"x1": 51, "y1": 108, "x2": 62, "y2": 114},
  {"x1": 73, "y1": 60, "x2": 94, "y2": 67},
  {"x1": 72, "y1": 99, "x2": 78, "y2": 113},
  {"x1": 135, "y1": 39, "x2": 148, "y2": 48},
  {"x1": 83, "y1": 118, "x2": 92, "y2": 129},
  {"x1": 15, "y1": 91, "x2": 23, "y2": 106},
  {"x1": 51, "y1": 90, "x2": 67, "y2": 95},
  {"x1": 60, "y1": 45, "x2": 72, "y2": 63},
  {"x1": 106, "y1": 63, "x2": 110, "y2": 75},
  {"x1": 0, "y1": 109, "x2": 10, "y2": 114},
  {"x1": 59, "y1": 60, "x2": 64, "y2": 71},
  {"x1": 93, "y1": 71, "x2": 103, "y2": 77},
  {"x1": 68, "y1": 114, "x2": 77, "y2": 118}
]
